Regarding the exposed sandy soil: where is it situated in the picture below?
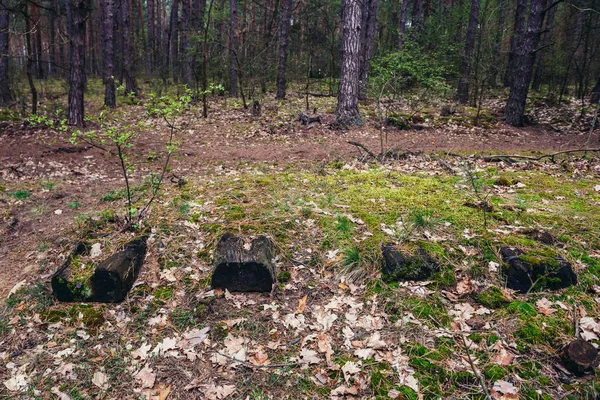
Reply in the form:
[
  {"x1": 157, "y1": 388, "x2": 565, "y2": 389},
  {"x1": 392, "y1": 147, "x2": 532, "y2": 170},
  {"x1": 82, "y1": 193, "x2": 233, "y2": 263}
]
[{"x1": 0, "y1": 101, "x2": 598, "y2": 298}]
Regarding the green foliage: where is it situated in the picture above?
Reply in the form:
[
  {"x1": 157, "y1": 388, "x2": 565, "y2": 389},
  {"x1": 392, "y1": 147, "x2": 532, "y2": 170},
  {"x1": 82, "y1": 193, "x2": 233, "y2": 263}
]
[{"x1": 371, "y1": 42, "x2": 452, "y2": 95}]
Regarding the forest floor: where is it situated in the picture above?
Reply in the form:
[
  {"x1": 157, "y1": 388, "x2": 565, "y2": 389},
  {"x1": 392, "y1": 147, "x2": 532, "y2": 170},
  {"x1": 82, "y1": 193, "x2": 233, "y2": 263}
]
[{"x1": 1, "y1": 81, "x2": 600, "y2": 399}]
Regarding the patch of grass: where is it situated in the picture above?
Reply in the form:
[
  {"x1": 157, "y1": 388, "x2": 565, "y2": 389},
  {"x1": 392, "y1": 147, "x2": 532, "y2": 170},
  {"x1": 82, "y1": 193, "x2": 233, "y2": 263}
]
[
  {"x1": 170, "y1": 308, "x2": 197, "y2": 330},
  {"x1": 40, "y1": 180, "x2": 55, "y2": 191},
  {"x1": 69, "y1": 200, "x2": 82, "y2": 210},
  {"x1": 11, "y1": 190, "x2": 32, "y2": 200}
]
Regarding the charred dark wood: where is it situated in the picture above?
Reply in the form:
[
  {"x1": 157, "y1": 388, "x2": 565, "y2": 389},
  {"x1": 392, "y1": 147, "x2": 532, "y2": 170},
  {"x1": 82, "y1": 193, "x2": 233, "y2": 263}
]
[
  {"x1": 89, "y1": 236, "x2": 148, "y2": 302},
  {"x1": 51, "y1": 236, "x2": 148, "y2": 303},
  {"x1": 381, "y1": 243, "x2": 438, "y2": 282},
  {"x1": 211, "y1": 233, "x2": 276, "y2": 292},
  {"x1": 561, "y1": 339, "x2": 600, "y2": 376},
  {"x1": 500, "y1": 246, "x2": 577, "y2": 294},
  {"x1": 299, "y1": 112, "x2": 322, "y2": 126}
]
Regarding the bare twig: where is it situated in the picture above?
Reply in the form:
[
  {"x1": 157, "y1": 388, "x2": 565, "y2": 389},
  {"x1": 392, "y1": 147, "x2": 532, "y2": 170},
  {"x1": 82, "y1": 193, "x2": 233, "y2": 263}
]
[
  {"x1": 457, "y1": 332, "x2": 492, "y2": 400},
  {"x1": 215, "y1": 351, "x2": 303, "y2": 369}
]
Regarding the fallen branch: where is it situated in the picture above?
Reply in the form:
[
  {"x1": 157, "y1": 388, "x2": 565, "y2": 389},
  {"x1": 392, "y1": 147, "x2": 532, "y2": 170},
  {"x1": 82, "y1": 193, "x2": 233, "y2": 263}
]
[
  {"x1": 482, "y1": 148, "x2": 600, "y2": 163},
  {"x1": 347, "y1": 141, "x2": 378, "y2": 160}
]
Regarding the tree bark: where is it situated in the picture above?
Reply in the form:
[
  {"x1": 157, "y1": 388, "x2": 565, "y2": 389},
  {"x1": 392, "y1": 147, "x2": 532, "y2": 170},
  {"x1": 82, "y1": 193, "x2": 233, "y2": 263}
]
[
  {"x1": 0, "y1": 6, "x2": 11, "y2": 103},
  {"x1": 103, "y1": 0, "x2": 116, "y2": 107},
  {"x1": 504, "y1": 0, "x2": 548, "y2": 127},
  {"x1": 397, "y1": 0, "x2": 409, "y2": 48},
  {"x1": 504, "y1": 0, "x2": 528, "y2": 87},
  {"x1": 275, "y1": 0, "x2": 292, "y2": 99},
  {"x1": 531, "y1": 2, "x2": 556, "y2": 90},
  {"x1": 68, "y1": 0, "x2": 89, "y2": 126},
  {"x1": 336, "y1": 0, "x2": 362, "y2": 125},
  {"x1": 358, "y1": 0, "x2": 378, "y2": 100},
  {"x1": 122, "y1": 0, "x2": 138, "y2": 94},
  {"x1": 228, "y1": 0, "x2": 239, "y2": 97},
  {"x1": 456, "y1": 0, "x2": 480, "y2": 104}
]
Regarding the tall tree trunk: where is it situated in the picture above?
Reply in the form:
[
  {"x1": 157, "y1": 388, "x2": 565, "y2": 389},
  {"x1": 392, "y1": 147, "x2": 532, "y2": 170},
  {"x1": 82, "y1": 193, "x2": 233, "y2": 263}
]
[
  {"x1": 336, "y1": 0, "x2": 362, "y2": 125},
  {"x1": 167, "y1": 0, "x2": 180, "y2": 83},
  {"x1": 456, "y1": 0, "x2": 480, "y2": 104},
  {"x1": 531, "y1": 2, "x2": 556, "y2": 90},
  {"x1": 504, "y1": 0, "x2": 548, "y2": 127},
  {"x1": 0, "y1": 6, "x2": 11, "y2": 103},
  {"x1": 591, "y1": 76, "x2": 600, "y2": 105},
  {"x1": 191, "y1": 0, "x2": 206, "y2": 87},
  {"x1": 412, "y1": 0, "x2": 423, "y2": 30},
  {"x1": 31, "y1": 4, "x2": 45, "y2": 79},
  {"x1": 504, "y1": 0, "x2": 528, "y2": 87},
  {"x1": 49, "y1": 4, "x2": 58, "y2": 77},
  {"x1": 275, "y1": 0, "x2": 292, "y2": 99},
  {"x1": 228, "y1": 0, "x2": 239, "y2": 97},
  {"x1": 24, "y1": 9, "x2": 38, "y2": 114},
  {"x1": 397, "y1": 0, "x2": 409, "y2": 48},
  {"x1": 68, "y1": 0, "x2": 90, "y2": 126},
  {"x1": 103, "y1": 0, "x2": 116, "y2": 107},
  {"x1": 121, "y1": 0, "x2": 138, "y2": 94},
  {"x1": 358, "y1": 0, "x2": 378, "y2": 100},
  {"x1": 147, "y1": 0, "x2": 155, "y2": 75},
  {"x1": 181, "y1": 0, "x2": 192, "y2": 86},
  {"x1": 558, "y1": 5, "x2": 582, "y2": 101},
  {"x1": 488, "y1": 3, "x2": 505, "y2": 86}
]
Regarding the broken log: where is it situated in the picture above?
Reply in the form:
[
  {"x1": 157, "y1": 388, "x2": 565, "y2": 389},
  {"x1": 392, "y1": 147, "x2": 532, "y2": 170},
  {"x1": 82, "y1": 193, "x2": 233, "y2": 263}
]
[
  {"x1": 89, "y1": 235, "x2": 148, "y2": 302},
  {"x1": 561, "y1": 339, "x2": 600, "y2": 376},
  {"x1": 51, "y1": 236, "x2": 148, "y2": 303},
  {"x1": 211, "y1": 233, "x2": 276, "y2": 292},
  {"x1": 381, "y1": 243, "x2": 438, "y2": 282},
  {"x1": 500, "y1": 246, "x2": 577, "y2": 294},
  {"x1": 299, "y1": 112, "x2": 322, "y2": 126}
]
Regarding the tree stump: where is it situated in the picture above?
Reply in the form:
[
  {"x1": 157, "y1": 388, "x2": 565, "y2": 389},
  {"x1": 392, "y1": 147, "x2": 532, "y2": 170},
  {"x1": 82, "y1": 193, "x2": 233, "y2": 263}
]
[
  {"x1": 89, "y1": 236, "x2": 148, "y2": 302},
  {"x1": 381, "y1": 243, "x2": 438, "y2": 282},
  {"x1": 211, "y1": 233, "x2": 276, "y2": 292},
  {"x1": 561, "y1": 339, "x2": 600, "y2": 375},
  {"x1": 500, "y1": 246, "x2": 577, "y2": 294},
  {"x1": 51, "y1": 236, "x2": 148, "y2": 303}
]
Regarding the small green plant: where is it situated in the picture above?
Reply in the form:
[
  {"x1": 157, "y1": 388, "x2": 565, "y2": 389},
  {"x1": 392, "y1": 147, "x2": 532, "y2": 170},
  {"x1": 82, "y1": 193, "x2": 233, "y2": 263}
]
[
  {"x1": 40, "y1": 180, "x2": 55, "y2": 191},
  {"x1": 69, "y1": 200, "x2": 82, "y2": 210},
  {"x1": 70, "y1": 90, "x2": 191, "y2": 227},
  {"x1": 11, "y1": 190, "x2": 32, "y2": 200}
]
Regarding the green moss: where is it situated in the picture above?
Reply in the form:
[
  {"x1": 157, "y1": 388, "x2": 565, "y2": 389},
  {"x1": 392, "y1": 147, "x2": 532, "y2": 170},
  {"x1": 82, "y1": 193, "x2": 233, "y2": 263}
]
[
  {"x1": 211, "y1": 322, "x2": 228, "y2": 342},
  {"x1": 476, "y1": 286, "x2": 509, "y2": 309},
  {"x1": 484, "y1": 365, "x2": 507, "y2": 380},
  {"x1": 507, "y1": 301, "x2": 537, "y2": 317},
  {"x1": 277, "y1": 271, "x2": 291, "y2": 282}
]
